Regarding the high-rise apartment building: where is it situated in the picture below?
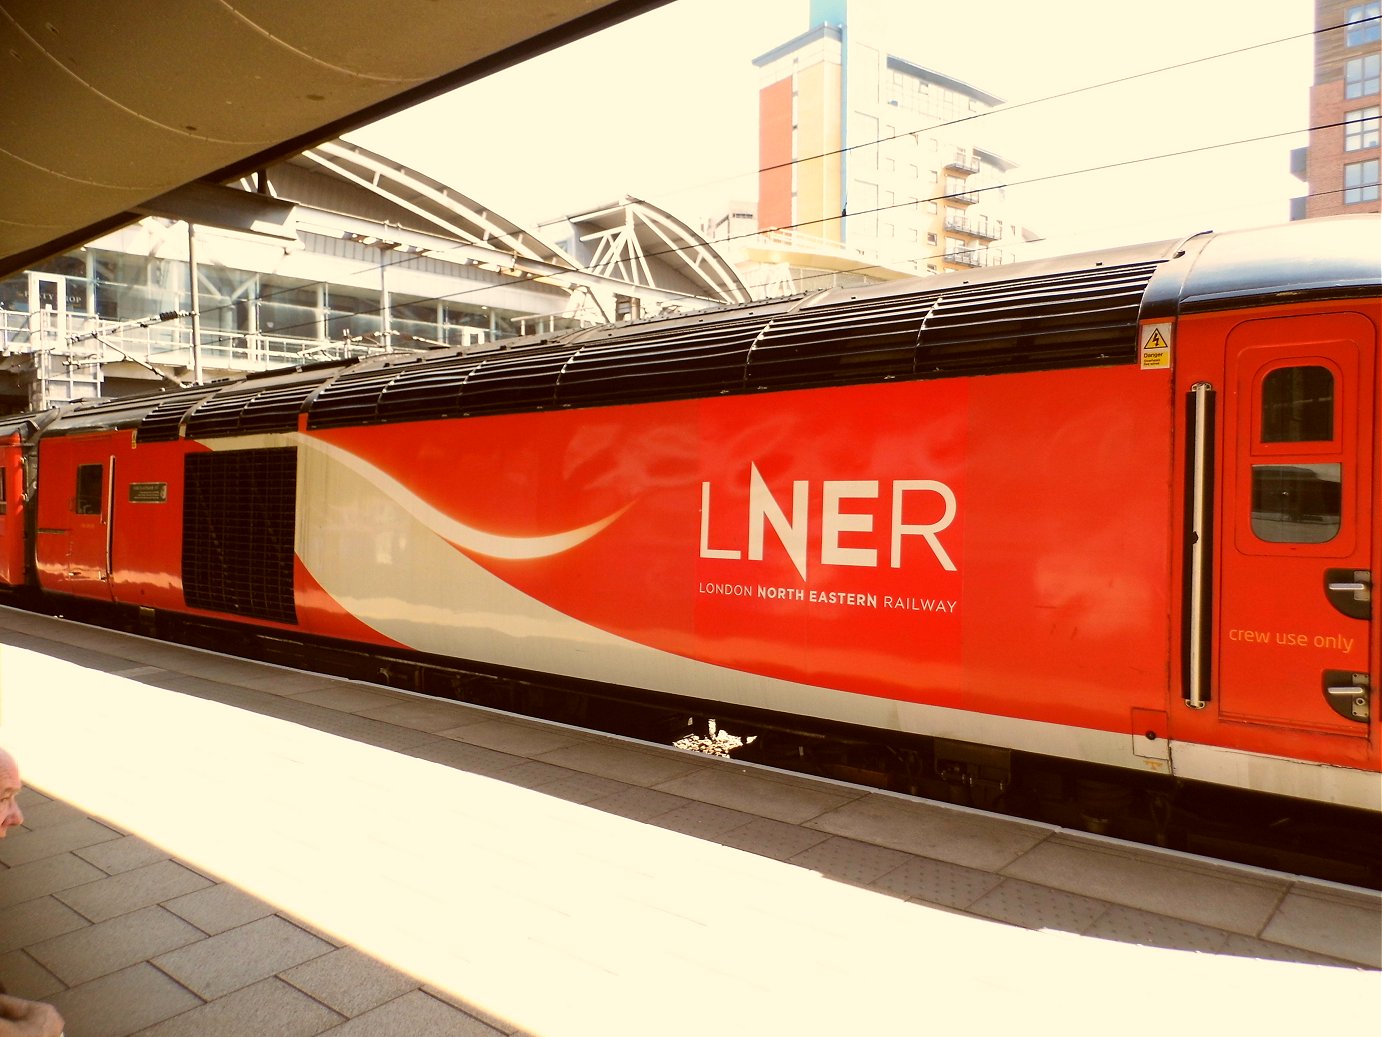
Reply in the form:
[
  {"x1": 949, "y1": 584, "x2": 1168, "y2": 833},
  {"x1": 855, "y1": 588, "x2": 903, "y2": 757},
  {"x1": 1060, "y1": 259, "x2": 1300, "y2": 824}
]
[
  {"x1": 1294, "y1": 1, "x2": 1380, "y2": 218},
  {"x1": 752, "y1": 0, "x2": 1026, "y2": 278}
]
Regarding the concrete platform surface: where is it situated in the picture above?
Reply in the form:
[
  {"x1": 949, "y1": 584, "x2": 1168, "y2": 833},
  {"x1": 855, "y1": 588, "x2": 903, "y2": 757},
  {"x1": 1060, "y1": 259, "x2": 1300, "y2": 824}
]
[{"x1": 0, "y1": 606, "x2": 1377, "y2": 1037}]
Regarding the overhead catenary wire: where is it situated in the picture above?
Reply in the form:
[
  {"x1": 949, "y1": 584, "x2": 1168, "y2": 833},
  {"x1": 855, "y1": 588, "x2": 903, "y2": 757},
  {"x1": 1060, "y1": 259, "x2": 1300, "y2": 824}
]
[
  {"x1": 753, "y1": 16, "x2": 1346, "y2": 182},
  {"x1": 161, "y1": 14, "x2": 1370, "y2": 342},
  {"x1": 237, "y1": 113, "x2": 1353, "y2": 344},
  {"x1": 256, "y1": 15, "x2": 1341, "y2": 291}
]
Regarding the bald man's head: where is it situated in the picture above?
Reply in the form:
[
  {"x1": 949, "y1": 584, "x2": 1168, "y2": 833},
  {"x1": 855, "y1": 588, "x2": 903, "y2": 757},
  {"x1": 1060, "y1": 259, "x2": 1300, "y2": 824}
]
[{"x1": 0, "y1": 747, "x2": 24, "y2": 837}]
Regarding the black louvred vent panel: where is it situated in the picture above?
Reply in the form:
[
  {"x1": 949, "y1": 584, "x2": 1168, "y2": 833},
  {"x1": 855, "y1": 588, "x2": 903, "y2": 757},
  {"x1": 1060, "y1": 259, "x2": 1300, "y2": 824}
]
[
  {"x1": 135, "y1": 387, "x2": 219, "y2": 443},
  {"x1": 915, "y1": 262, "x2": 1157, "y2": 375},
  {"x1": 309, "y1": 354, "x2": 498, "y2": 429},
  {"x1": 556, "y1": 315, "x2": 771, "y2": 408},
  {"x1": 746, "y1": 295, "x2": 933, "y2": 389},
  {"x1": 376, "y1": 355, "x2": 491, "y2": 422},
  {"x1": 452, "y1": 347, "x2": 577, "y2": 416},
  {"x1": 298, "y1": 258, "x2": 1162, "y2": 429},
  {"x1": 182, "y1": 448, "x2": 298, "y2": 624},
  {"x1": 307, "y1": 365, "x2": 411, "y2": 429},
  {"x1": 185, "y1": 384, "x2": 317, "y2": 439}
]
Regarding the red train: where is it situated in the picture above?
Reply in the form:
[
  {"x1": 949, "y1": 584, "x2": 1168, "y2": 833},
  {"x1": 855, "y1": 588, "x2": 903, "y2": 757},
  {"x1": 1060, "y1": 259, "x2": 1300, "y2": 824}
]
[{"x1": 1, "y1": 216, "x2": 1376, "y2": 815}]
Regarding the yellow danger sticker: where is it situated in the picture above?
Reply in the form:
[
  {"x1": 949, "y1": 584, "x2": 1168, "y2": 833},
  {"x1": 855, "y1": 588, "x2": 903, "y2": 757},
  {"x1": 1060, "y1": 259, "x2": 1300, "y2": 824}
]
[{"x1": 1139, "y1": 322, "x2": 1173, "y2": 370}]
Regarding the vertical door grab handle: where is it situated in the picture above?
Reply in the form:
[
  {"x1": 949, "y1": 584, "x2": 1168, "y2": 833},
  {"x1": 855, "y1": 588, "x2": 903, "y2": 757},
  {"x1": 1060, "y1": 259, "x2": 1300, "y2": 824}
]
[{"x1": 1184, "y1": 382, "x2": 1216, "y2": 709}]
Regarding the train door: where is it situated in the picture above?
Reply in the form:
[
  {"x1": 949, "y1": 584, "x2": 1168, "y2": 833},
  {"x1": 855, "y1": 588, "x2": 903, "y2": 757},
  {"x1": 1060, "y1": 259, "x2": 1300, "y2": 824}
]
[
  {"x1": 0, "y1": 434, "x2": 26, "y2": 586},
  {"x1": 36, "y1": 437, "x2": 117, "y2": 601},
  {"x1": 1215, "y1": 313, "x2": 1374, "y2": 735}
]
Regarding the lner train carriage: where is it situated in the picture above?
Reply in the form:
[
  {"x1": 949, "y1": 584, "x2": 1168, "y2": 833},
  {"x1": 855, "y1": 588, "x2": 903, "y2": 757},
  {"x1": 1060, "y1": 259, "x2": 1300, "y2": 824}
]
[{"x1": 0, "y1": 216, "x2": 1376, "y2": 814}]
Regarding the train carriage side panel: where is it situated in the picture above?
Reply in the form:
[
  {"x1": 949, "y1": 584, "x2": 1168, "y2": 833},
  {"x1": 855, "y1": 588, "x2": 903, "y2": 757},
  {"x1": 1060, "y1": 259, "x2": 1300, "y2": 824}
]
[{"x1": 294, "y1": 358, "x2": 1176, "y2": 767}]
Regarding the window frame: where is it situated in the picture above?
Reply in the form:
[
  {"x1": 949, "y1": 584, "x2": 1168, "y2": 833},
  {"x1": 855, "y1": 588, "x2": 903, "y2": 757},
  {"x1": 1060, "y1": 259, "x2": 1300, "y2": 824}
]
[
  {"x1": 1248, "y1": 360, "x2": 1344, "y2": 545},
  {"x1": 1345, "y1": 53, "x2": 1380, "y2": 99},
  {"x1": 1344, "y1": 158, "x2": 1381, "y2": 204},
  {"x1": 1259, "y1": 365, "x2": 1337, "y2": 444},
  {"x1": 1346, "y1": 2, "x2": 1380, "y2": 47},
  {"x1": 1344, "y1": 106, "x2": 1380, "y2": 151},
  {"x1": 75, "y1": 463, "x2": 104, "y2": 516}
]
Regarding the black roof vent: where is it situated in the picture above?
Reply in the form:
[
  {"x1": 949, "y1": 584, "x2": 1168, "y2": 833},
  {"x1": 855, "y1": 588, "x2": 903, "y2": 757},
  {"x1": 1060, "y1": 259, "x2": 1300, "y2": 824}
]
[
  {"x1": 297, "y1": 256, "x2": 1166, "y2": 430},
  {"x1": 746, "y1": 295, "x2": 931, "y2": 390},
  {"x1": 556, "y1": 313, "x2": 771, "y2": 408},
  {"x1": 372, "y1": 354, "x2": 488, "y2": 424},
  {"x1": 309, "y1": 354, "x2": 481, "y2": 429},
  {"x1": 452, "y1": 346, "x2": 578, "y2": 416},
  {"x1": 916, "y1": 262, "x2": 1158, "y2": 375},
  {"x1": 183, "y1": 382, "x2": 318, "y2": 439},
  {"x1": 134, "y1": 386, "x2": 221, "y2": 443}
]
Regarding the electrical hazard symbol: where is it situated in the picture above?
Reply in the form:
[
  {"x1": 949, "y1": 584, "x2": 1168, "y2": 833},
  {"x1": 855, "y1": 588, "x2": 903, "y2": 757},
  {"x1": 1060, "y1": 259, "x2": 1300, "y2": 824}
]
[{"x1": 1139, "y1": 322, "x2": 1173, "y2": 370}]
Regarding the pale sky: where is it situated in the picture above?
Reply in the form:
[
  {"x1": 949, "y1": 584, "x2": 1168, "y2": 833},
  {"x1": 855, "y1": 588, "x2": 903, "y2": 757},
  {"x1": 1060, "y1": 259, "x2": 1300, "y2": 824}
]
[{"x1": 346, "y1": 0, "x2": 1315, "y2": 259}]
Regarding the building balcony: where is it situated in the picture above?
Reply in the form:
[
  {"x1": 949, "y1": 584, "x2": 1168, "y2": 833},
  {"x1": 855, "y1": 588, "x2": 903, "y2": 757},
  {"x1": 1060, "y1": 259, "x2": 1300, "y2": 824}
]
[
  {"x1": 943, "y1": 215, "x2": 1000, "y2": 240},
  {"x1": 943, "y1": 248, "x2": 985, "y2": 268},
  {"x1": 943, "y1": 151, "x2": 981, "y2": 175},
  {"x1": 942, "y1": 183, "x2": 980, "y2": 205}
]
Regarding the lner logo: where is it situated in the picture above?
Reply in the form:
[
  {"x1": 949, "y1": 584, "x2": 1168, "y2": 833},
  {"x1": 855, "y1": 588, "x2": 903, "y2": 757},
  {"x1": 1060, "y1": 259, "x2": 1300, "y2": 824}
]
[{"x1": 698, "y1": 463, "x2": 958, "y2": 580}]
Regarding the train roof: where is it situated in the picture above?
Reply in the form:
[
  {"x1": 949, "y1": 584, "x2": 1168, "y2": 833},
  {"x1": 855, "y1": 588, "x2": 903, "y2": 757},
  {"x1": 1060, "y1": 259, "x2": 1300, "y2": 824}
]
[
  {"x1": 19, "y1": 215, "x2": 1381, "y2": 441},
  {"x1": 1175, "y1": 215, "x2": 1380, "y2": 312}
]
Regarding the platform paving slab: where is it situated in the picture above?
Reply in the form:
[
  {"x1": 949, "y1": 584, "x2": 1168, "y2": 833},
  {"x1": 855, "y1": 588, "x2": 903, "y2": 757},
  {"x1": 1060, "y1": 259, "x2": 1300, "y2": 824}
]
[
  {"x1": 355, "y1": 698, "x2": 492, "y2": 733},
  {"x1": 49, "y1": 963, "x2": 205, "y2": 1037},
  {"x1": 444, "y1": 716, "x2": 593, "y2": 758},
  {"x1": 287, "y1": 684, "x2": 409, "y2": 714},
  {"x1": 714, "y1": 814, "x2": 834, "y2": 861},
  {"x1": 29, "y1": 905, "x2": 207, "y2": 987},
  {"x1": 1261, "y1": 884, "x2": 1382, "y2": 966},
  {"x1": 0, "y1": 853, "x2": 108, "y2": 910},
  {"x1": 651, "y1": 762, "x2": 861, "y2": 824},
  {"x1": 161, "y1": 882, "x2": 280, "y2": 935},
  {"x1": 0, "y1": 816, "x2": 124, "y2": 868},
  {"x1": 0, "y1": 894, "x2": 91, "y2": 956},
  {"x1": 151, "y1": 915, "x2": 339, "y2": 1000},
  {"x1": 807, "y1": 788, "x2": 1051, "y2": 871},
  {"x1": 533, "y1": 738, "x2": 708, "y2": 787},
  {"x1": 1000, "y1": 832, "x2": 1293, "y2": 935},
  {"x1": 75, "y1": 835, "x2": 182, "y2": 876},
  {"x1": 133, "y1": 976, "x2": 347, "y2": 1037},
  {"x1": 280, "y1": 946, "x2": 421, "y2": 1018},
  {"x1": 0, "y1": 947, "x2": 63, "y2": 999},
  {"x1": 53, "y1": 859, "x2": 213, "y2": 924}
]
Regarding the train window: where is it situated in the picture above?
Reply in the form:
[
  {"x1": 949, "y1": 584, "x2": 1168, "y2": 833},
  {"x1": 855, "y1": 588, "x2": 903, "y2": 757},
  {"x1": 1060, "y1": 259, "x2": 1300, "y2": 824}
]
[
  {"x1": 1250, "y1": 462, "x2": 1341, "y2": 544},
  {"x1": 75, "y1": 464, "x2": 103, "y2": 515},
  {"x1": 1260, "y1": 366, "x2": 1334, "y2": 443}
]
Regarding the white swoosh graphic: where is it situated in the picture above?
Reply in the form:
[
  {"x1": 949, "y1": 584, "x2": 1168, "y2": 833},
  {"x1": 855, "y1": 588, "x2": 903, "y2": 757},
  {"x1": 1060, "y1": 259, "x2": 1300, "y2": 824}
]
[{"x1": 300, "y1": 437, "x2": 632, "y2": 560}]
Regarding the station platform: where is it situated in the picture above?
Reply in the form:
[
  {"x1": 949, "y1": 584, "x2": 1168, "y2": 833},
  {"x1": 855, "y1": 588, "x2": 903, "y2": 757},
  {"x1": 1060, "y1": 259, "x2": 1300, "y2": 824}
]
[{"x1": 0, "y1": 605, "x2": 1377, "y2": 1037}]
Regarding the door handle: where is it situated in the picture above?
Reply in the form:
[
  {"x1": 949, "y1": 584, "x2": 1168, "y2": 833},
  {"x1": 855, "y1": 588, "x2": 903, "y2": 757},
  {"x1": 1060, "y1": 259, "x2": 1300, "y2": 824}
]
[
  {"x1": 1323, "y1": 670, "x2": 1370, "y2": 723},
  {"x1": 1324, "y1": 569, "x2": 1371, "y2": 620}
]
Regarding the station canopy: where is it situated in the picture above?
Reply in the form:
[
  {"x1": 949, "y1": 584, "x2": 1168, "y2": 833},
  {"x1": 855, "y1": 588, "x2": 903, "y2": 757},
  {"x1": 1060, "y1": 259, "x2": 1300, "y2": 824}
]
[{"x1": 0, "y1": 0, "x2": 669, "y2": 279}]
